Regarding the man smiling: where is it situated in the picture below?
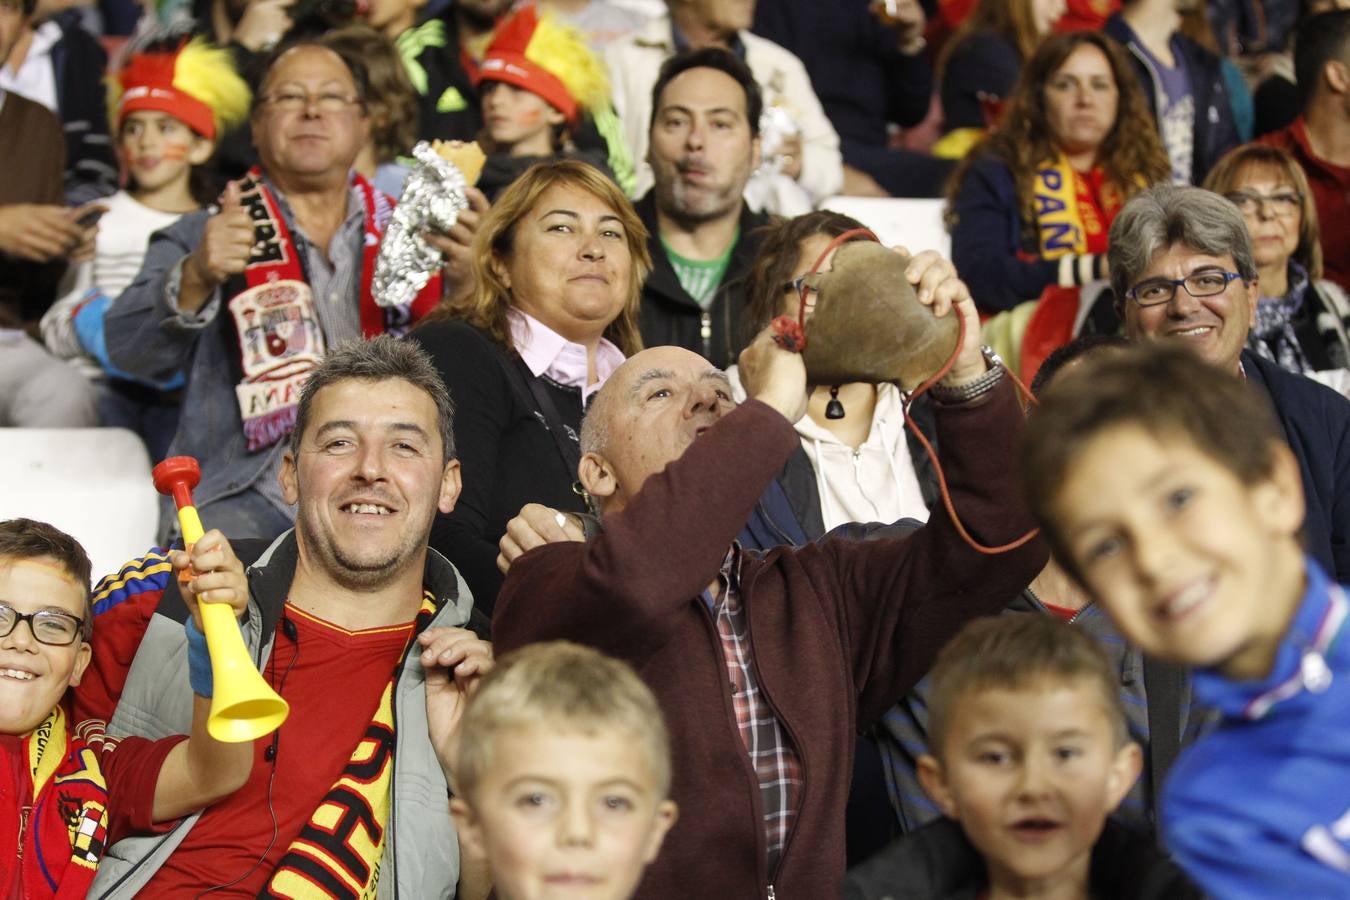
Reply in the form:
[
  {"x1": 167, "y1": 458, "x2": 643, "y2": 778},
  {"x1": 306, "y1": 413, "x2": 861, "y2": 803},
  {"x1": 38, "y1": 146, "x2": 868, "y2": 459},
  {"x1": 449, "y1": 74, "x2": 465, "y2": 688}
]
[
  {"x1": 105, "y1": 41, "x2": 446, "y2": 544},
  {"x1": 78, "y1": 337, "x2": 492, "y2": 898},
  {"x1": 1111, "y1": 183, "x2": 1350, "y2": 581}
]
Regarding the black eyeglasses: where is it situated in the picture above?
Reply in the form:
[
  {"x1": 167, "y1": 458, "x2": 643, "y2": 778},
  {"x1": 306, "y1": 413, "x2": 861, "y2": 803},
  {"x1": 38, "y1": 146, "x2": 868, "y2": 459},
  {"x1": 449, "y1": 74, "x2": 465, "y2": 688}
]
[
  {"x1": 781, "y1": 275, "x2": 818, "y2": 297},
  {"x1": 1224, "y1": 189, "x2": 1302, "y2": 217},
  {"x1": 1127, "y1": 269, "x2": 1243, "y2": 307},
  {"x1": 0, "y1": 603, "x2": 86, "y2": 646}
]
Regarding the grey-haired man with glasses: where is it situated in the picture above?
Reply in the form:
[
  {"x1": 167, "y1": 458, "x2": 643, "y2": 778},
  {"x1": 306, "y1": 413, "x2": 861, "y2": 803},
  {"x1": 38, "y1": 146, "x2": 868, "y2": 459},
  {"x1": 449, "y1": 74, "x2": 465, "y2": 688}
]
[
  {"x1": 102, "y1": 40, "x2": 454, "y2": 546},
  {"x1": 1109, "y1": 182, "x2": 1350, "y2": 582}
]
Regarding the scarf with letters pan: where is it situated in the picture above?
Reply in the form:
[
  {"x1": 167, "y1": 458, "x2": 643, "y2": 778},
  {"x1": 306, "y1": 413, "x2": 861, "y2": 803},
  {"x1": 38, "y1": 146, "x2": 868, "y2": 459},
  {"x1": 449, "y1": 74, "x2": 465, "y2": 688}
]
[
  {"x1": 226, "y1": 169, "x2": 442, "y2": 452},
  {"x1": 996, "y1": 154, "x2": 1128, "y2": 381},
  {"x1": 1, "y1": 704, "x2": 110, "y2": 899},
  {"x1": 1032, "y1": 153, "x2": 1126, "y2": 259},
  {"x1": 258, "y1": 594, "x2": 438, "y2": 899}
]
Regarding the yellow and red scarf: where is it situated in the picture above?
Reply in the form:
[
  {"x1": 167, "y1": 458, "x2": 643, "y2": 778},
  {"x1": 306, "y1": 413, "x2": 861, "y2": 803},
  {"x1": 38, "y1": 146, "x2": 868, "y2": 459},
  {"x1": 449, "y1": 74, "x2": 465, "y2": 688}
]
[
  {"x1": 259, "y1": 594, "x2": 438, "y2": 899},
  {"x1": 3, "y1": 705, "x2": 110, "y2": 899},
  {"x1": 1031, "y1": 153, "x2": 1126, "y2": 259}
]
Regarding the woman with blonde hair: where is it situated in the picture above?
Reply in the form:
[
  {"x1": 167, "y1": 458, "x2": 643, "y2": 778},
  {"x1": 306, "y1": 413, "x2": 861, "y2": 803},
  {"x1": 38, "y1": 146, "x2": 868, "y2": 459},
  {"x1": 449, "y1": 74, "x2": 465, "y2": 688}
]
[
  {"x1": 1205, "y1": 143, "x2": 1350, "y2": 378},
  {"x1": 411, "y1": 159, "x2": 649, "y2": 612},
  {"x1": 948, "y1": 30, "x2": 1171, "y2": 380}
]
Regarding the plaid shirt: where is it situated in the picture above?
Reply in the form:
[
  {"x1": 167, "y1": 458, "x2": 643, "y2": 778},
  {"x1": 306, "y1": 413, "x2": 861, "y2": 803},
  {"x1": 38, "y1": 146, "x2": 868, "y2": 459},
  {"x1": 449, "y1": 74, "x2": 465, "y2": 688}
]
[{"x1": 704, "y1": 548, "x2": 803, "y2": 876}]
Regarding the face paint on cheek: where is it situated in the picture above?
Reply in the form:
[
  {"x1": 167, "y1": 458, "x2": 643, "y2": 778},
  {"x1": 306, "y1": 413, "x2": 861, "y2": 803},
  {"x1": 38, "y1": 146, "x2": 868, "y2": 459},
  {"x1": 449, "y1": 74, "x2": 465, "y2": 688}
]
[
  {"x1": 161, "y1": 142, "x2": 190, "y2": 162},
  {"x1": 519, "y1": 108, "x2": 543, "y2": 126}
]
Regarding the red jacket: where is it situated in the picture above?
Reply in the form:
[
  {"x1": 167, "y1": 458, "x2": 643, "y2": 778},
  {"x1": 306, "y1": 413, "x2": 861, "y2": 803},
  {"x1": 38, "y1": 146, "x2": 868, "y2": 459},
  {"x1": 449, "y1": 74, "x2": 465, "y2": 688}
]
[{"x1": 493, "y1": 383, "x2": 1045, "y2": 899}]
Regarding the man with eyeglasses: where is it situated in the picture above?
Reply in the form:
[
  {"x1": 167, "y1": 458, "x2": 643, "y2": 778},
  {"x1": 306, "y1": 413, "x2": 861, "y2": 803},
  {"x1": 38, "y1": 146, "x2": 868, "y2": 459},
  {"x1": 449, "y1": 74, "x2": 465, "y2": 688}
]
[
  {"x1": 1109, "y1": 183, "x2": 1350, "y2": 582},
  {"x1": 103, "y1": 41, "x2": 453, "y2": 545}
]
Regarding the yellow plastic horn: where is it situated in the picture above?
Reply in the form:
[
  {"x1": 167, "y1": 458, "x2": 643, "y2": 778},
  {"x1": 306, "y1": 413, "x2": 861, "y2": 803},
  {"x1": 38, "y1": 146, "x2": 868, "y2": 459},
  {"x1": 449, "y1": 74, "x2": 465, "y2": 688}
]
[{"x1": 153, "y1": 456, "x2": 290, "y2": 743}]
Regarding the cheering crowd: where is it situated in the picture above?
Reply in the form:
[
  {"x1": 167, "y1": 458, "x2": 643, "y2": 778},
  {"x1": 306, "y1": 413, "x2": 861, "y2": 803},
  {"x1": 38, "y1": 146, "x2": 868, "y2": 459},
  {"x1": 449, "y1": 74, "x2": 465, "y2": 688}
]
[{"x1": 3, "y1": 0, "x2": 1350, "y2": 897}]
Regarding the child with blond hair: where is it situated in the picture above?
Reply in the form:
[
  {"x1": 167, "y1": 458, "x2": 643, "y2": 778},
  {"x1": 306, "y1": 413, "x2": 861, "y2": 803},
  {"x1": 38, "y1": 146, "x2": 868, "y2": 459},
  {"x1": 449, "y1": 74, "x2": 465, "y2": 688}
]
[{"x1": 451, "y1": 641, "x2": 678, "y2": 900}]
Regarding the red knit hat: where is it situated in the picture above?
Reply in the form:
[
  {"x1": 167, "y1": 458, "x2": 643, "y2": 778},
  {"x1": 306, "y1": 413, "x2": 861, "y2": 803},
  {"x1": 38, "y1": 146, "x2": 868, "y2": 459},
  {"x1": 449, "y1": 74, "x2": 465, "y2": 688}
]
[
  {"x1": 476, "y1": 5, "x2": 609, "y2": 127},
  {"x1": 111, "y1": 37, "x2": 251, "y2": 142}
]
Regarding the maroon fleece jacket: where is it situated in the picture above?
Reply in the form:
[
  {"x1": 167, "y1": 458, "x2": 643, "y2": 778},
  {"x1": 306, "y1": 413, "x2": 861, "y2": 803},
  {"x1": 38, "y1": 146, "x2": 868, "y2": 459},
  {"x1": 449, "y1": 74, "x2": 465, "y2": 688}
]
[{"x1": 493, "y1": 381, "x2": 1046, "y2": 899}]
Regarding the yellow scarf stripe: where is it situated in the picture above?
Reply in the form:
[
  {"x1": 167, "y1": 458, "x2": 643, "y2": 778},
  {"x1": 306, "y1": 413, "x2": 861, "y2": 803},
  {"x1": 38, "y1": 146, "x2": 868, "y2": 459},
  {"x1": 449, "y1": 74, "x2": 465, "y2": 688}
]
[{"x1": 262, "y1": 593, "x2": 437, "y2": 897}]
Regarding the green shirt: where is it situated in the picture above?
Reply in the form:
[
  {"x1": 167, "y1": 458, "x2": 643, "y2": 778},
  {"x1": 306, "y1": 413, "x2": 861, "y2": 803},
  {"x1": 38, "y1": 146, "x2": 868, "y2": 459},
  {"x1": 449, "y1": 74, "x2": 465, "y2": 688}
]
[{"x1": 661, "y1": 228, "x2": 738, "y2": 310}]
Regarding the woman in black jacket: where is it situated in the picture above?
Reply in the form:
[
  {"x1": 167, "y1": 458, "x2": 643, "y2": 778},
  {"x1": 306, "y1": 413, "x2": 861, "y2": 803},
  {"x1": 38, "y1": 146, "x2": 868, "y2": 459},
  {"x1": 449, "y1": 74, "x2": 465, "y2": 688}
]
[{"x1": 410, "y1": 159, "x2": 650, "y2": 614}]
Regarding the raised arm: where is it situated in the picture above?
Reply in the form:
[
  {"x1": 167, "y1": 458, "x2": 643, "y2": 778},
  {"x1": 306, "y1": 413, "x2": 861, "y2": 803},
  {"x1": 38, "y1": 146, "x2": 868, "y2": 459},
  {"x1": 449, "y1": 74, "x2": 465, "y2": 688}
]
[
  {"x1": 493, "y1": 333, "x2": 806, "y2": 662},
  {"x1": 151, "y1": 530, "x2": 255, "y2": 821}
]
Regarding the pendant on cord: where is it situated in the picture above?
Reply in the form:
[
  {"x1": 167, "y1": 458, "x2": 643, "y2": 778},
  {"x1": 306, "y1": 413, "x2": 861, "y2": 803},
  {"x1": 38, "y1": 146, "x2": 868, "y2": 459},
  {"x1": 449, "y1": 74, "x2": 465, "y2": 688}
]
[{"x1": 825, "y1": 385, "x2": 845, "y2": 420}]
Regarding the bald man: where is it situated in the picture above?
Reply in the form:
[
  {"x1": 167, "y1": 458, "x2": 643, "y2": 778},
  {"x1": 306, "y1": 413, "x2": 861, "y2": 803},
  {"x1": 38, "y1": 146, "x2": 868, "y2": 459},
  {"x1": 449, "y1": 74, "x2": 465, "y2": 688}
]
[{"x1": 492, "y1": 253, "x2": 1046, "y2": 899}]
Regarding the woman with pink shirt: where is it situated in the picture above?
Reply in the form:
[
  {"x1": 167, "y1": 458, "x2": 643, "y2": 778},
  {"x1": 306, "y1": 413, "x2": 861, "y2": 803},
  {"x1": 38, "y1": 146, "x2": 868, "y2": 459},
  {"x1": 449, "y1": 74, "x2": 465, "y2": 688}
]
[{"x1": 411, "y1": 160, "x2": 650, "y2": 613}]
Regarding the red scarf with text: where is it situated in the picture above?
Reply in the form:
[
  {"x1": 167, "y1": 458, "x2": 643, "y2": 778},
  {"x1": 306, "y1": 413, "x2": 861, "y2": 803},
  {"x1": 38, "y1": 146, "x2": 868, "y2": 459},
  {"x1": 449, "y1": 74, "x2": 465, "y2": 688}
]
[{"x1": 228, "y1": 169, "x2": 442, "y2": 452}]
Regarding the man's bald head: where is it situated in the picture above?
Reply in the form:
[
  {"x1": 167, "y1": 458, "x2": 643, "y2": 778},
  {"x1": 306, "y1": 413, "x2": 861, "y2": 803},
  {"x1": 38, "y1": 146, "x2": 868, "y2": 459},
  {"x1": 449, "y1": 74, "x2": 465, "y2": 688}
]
[{"x1": 578, "y1": 347, "x2": 735, "y2": 515}]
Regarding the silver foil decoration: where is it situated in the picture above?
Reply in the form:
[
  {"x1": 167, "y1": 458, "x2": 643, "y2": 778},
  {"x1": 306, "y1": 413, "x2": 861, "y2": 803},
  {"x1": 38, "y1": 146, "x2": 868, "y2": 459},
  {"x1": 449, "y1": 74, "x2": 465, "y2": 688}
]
[{"x1": 373, "y1": 140, "x2": 471, "y2": 308}]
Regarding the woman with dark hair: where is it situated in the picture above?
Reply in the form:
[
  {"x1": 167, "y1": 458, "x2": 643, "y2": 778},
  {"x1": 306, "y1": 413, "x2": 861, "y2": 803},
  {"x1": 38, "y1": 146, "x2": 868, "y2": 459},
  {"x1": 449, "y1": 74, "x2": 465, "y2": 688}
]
[
  {"x1": 1205, "y1": 143, "x2": 1350, "y2": 380},
  {"x1": 935, "y1": 0, "x2": 1066, "y2": 158},
  {"x1": 948, "y1": 30, "x2": 1171, "y2": 380},
  {"x1": 726, "y1": 210, "x2": 938, "y2": 540},
  {"x1": 410, "y1": 159, "x2": 650, "y2": 612}
]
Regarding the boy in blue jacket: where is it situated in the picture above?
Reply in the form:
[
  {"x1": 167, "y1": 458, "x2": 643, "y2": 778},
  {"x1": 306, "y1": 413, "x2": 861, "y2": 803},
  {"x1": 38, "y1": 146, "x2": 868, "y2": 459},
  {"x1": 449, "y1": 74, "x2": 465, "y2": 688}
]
[{"x1": 1022, "y1": 342, "x2": 1350, "y2": 898}]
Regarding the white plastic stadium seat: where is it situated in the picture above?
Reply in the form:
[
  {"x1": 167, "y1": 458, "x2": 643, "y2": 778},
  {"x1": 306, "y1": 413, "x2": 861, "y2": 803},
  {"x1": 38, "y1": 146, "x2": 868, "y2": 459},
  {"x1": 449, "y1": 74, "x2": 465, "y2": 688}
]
[
  {"x1": 0, "y1": 428, "x2": 158, "y2": 584},
  {"x1": 818, "y1": 196, "x2": 951, "y2": 258}
]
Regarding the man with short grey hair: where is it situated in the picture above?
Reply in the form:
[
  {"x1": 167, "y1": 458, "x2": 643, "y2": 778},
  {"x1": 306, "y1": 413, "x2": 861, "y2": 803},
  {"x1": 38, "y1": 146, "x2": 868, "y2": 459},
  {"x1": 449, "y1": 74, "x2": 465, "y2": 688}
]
[{"x1": 1110, "y1": 183, "x2": 1350, "y2": 581}]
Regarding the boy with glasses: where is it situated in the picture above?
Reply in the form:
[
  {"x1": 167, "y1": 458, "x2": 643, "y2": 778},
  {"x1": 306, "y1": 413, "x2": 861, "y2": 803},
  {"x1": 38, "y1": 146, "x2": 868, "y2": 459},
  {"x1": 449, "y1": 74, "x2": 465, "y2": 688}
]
[{"x1": 0, "y1": 518, "x2": 254, "y2": 897}]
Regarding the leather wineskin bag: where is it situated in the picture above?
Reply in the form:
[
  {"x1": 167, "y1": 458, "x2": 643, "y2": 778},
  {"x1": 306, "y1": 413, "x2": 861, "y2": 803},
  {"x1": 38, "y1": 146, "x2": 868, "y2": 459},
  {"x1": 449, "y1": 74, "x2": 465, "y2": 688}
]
[{"x1": 801, "y1": 241, "x2": 960, "y2": 390}]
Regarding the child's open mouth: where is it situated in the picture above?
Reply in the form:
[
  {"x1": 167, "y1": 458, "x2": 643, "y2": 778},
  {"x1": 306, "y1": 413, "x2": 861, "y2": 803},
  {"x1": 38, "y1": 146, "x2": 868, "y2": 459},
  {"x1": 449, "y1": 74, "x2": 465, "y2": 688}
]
[{"x1": 1009, "y1": 817, "x2": 1063, "y2": 841}]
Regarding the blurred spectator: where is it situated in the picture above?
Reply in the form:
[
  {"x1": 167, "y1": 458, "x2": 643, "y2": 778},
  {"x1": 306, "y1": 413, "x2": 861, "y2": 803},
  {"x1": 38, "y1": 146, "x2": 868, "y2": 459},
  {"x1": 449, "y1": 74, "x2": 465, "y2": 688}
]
[
  {"x1": 538, "y1": 0, "x2": 649, "y2": 47},
  {"x1": 1209, "y1": 0, "x2": 1299, "y2": 56},
  {"x1": 1252, "y1": 0, "x2": 1350, "y2": 139},
  {"x1": 0, "y1": 0, "x2": 99, "y2": 426},
  {"x1": 40, "y1": 34, "x2": 249, "y2": 458},
  {"x1": 0, "y1": 0, "x2": 116, "y2": 203},
  {"x1": 605, "y1": 0, "x2": 843, "y2": 213},
  {"x1": 321, "y1": 24, "x2": 417, "y2": 197},
  {"x1": 387, "y1": 0, "x2": 511, "y2": 141},
  {"x1": 1104, "y1": 0, "x2": 1244, "y2": 185},
  {"x1": 753, "y1": 0, "x2": 950, "y2": 198},
  {"x1": 1261, "y1": 9, "x2": 1350, "y2": 293},
  {"x1": 1205, "y1": 143, "x2": 1350, "y2": 383},
  {"x1": 636, "y1": 48, "x2": 768, "y2": 368},
  {"x1": 934, "y1": 0, "x2": 1066, "y2": 160},
  {"x1": 474, "y1": 5, "x2": 616, "y2": 199},
  {"x1": 948, "y1": 31, "x2": 1170, "y2": 379}
]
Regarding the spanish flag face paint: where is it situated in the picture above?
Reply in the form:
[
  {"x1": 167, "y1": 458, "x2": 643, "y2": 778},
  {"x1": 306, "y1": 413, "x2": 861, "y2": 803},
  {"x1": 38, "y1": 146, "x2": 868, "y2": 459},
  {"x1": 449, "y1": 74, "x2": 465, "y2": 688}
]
[{"x1": 119, "y1": 110, "x2": 206, "y2": 194}]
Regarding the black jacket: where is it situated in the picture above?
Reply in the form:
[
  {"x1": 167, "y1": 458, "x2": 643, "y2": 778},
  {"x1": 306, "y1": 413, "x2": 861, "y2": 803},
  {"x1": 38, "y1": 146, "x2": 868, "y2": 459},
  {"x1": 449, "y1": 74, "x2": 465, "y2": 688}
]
[
  {"x1": 1243, "y1": 350, "x2": 1350, "y2": 582},
  {"x1": 1103, "y1": 15, "x2": 1239, "y2": 185},
  {"x1": 411, "y1": 320, "x2": 590, "y2": 616},
  {"x1": 635, "y1": 191, "x2": 770, "y2": 369},
  {"x1": 843, "y1": 816, "x2": 1201, "y2": 900}
]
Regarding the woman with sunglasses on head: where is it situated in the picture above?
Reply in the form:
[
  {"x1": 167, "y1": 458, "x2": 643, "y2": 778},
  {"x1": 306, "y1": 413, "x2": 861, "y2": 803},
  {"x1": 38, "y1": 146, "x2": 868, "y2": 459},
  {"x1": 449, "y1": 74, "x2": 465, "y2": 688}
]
[{"x1": 1204, "y1": 144, "x2": 1350, "y2": 380}]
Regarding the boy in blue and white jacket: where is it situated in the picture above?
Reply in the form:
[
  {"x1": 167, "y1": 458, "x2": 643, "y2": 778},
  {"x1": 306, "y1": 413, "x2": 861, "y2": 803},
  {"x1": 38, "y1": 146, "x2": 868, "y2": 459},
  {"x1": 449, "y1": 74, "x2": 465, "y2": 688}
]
[{"x1": 1021, "y1": 342, "x2": 1350, "y2": 898}]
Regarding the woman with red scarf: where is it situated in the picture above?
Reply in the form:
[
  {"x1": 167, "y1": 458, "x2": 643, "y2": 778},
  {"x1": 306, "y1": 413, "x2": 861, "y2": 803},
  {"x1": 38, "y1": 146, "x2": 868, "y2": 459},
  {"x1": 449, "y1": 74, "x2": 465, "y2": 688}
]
[{"x1": 946, "y1": 31, "x2": 1169, "y2": 381}]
